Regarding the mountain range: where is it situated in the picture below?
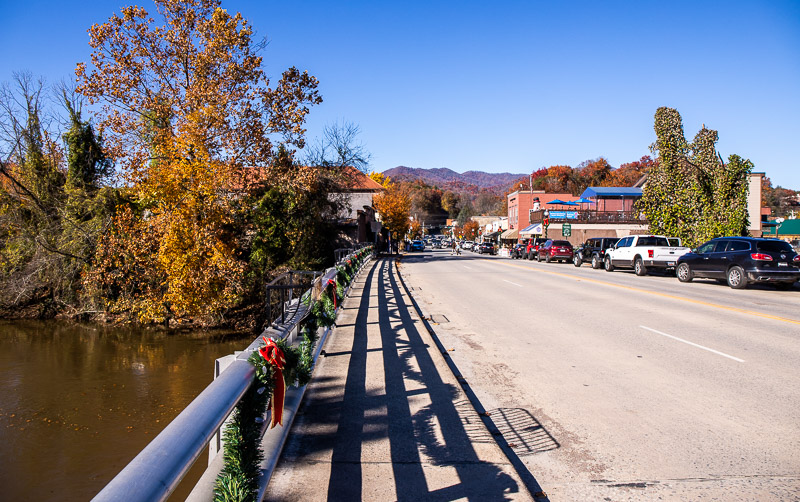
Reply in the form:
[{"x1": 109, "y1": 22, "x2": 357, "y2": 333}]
[{"x1": 382, "y1": 166, "x2": 526, "y2": 194}]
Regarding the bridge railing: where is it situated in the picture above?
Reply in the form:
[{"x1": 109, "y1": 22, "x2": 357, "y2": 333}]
[{"x1": 93, "y1": 247, "x2": 373, "y2": 502}]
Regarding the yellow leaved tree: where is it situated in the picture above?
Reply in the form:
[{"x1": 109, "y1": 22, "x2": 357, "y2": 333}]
[{"x1": 77, "y1": 0, "x2": 321, "y2": 322}]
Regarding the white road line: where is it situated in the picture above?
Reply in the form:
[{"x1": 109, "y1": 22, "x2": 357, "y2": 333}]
[
  {"x1": 639, "y1": 325, "x2": 745, "y2": 363},
  {"x1": 503, "y1": 279, "x2": 523, "y2": 287},
  {"x1": 462, "y1": 265, "x2": 473, "y2": 270}
]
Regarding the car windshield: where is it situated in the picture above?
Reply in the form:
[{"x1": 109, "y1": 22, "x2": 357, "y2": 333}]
[{"x1": 756, "y1": 240, "x2": 793, "y2": 253}]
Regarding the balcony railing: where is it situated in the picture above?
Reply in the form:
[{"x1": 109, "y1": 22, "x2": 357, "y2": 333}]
[{"x1": 529, "y1": 209, "x2": 646, "y2": 225}]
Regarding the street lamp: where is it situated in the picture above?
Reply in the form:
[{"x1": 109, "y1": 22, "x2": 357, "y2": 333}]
[{"x1": 543, "y1": 209, "x2": 550, "y2": 239}]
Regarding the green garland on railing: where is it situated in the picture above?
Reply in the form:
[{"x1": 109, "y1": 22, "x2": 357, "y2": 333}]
[{"x1": 213, "y1": 247, "x2": 372, "y2": 501}]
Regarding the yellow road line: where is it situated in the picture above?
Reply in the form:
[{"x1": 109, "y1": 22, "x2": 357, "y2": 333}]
[{"x1": 496, "y1": 259, "x2": 800, "y2": 326}]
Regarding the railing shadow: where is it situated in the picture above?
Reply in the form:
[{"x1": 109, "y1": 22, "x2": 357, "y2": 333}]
[{"x1": 268, "y1": 258, "x2": 524, "y2": 501}]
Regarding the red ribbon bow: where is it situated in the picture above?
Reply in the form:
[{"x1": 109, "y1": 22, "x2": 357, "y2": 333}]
[
  {"x1": 327, "y1": 279, "x2": 337, "y2": 309},
  {"x1": 258, "y1": 337, "x2": 286, "y2": 428}
]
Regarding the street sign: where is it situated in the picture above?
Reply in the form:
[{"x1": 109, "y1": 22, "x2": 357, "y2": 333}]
[{"x1": 562, "y1": 223, "x2": 571, "y2": 237}]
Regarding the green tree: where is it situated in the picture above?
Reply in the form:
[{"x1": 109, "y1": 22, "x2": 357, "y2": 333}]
[
  {"x1": 456, "y1": 200, "x2": 474, "y2": 226},
  {"x1": 638, "y1": 107, "x2": 751, "y2": 247},
  {"x1": 0, "y1": 74, "x2": 116, "y2": 314}
]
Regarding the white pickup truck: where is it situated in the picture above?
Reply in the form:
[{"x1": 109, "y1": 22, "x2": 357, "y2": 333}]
[{"x1": 603, "y1": 235, "x2": 691, "y2": 276}]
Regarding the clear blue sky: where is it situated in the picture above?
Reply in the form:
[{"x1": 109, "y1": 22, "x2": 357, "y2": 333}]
[{"x1": 2, "y1": 0, "x2": 799, "y2": 188}]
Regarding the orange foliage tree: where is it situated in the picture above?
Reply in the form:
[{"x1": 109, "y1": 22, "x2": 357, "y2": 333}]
[
  {"x1": 373, "y1": 180, "x2": 411, "y2": 242},
  {"x1": 463, "y1": 220, "x2": 479, "y2": 240},
  {"x1": 76, "y1": 0, "x2": 321, "y2": 322}
]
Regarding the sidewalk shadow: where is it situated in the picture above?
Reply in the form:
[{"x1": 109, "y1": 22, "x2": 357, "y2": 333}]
[{"x1": 274, "y1": 258, "x2": 523, "y2": 501}]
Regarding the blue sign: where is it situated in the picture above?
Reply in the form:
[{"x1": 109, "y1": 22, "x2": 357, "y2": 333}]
[{"x1": 548, "y1": 211, "x2": 578, "y2": 220}]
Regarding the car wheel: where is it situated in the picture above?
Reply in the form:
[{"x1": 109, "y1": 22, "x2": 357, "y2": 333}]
[
  {"x1": 536, "y1": 253, "x2": 542, "y2": 262},
  {"x1": 604, "y1": 256, "x2": 614, "y2": 272},
  {"x1": 591, "y1": 255, "x2": 601, "y2": 269},
  {"x1": 676, "y1": 263, "x2": 693, "y2": 282},
  {"x1": 545, "y1": 254, "x2": 551, "y2": 263},
  {"x1": 727, "y1": 266, "x2": 748, "y2": 289},
  {"x1": 634, "y1": 257, "x2": 647, "y2": 276},
  {"x1": 573, "y1": 254, "x2": 582, "y2": 267}
]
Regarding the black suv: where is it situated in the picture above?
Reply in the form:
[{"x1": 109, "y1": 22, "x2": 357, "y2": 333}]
[
  {"x1": 676, "y1": 237, "x2": 800, "y2": 289},
  {"x1": 476, "y1": 242, "x2": 496, "y2": 255},
  {"x1": 510, "y1": 243, "x2": 526, "y2": 259},
  {"x1": 573, "y1": 237, "x2": 620, "y2": 269}
]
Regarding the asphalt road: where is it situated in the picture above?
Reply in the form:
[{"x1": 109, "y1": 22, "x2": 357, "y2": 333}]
[{"x1": 398, "y1": 248, "x2": 800, "y2": 501}]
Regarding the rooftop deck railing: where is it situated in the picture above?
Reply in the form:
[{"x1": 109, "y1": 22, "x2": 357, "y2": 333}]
[
  {"x1": 529, "y1": 209, "x2": 646, "y2": 225},
  {"x1": 93, "y1": 246, "x2": 374, "y2": 502}
]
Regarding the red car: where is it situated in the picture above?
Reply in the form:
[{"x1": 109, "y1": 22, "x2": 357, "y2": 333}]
[
  {"x1": 537, "y1": 239, "x2": 574, "y2": 263},
  {"x1": 525, "y1": 238, "x2": 546, "y2": 260}
]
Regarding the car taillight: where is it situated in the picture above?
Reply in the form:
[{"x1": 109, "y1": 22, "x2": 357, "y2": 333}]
[
  {"x1": 750, "y1": 253, "x2": 773, "y2": 261},
  {"x1": 648, "y1": 250, "x2": 654, "y2": 258},
  {"x1": 794, "y1": 255, "x2": 800, "y2": 262}
]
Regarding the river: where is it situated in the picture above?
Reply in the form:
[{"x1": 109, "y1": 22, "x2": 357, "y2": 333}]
[{"x1": 0, "y1": 320, "x2": 252, "y2": 501}]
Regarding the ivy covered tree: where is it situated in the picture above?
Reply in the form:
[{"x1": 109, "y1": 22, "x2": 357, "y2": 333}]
[
  {"x1": 638, "y1": 107, "x2": 752, "y2": 248},
  {"x1": 0, "y1": 74, "x2": 117, "y2": 315}
]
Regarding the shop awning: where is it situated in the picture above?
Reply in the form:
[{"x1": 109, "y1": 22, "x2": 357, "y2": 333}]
[
  {"x1": 483, "y1": 231, "x2": 501, "y2": 239},
  {"x1": 500, "y1": 229, "x2": 519, "y2": 240}
]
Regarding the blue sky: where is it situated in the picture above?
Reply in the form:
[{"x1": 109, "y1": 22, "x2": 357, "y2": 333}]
[{"x1": 2, "y1": 0, "x2": 799, "y2": 188}]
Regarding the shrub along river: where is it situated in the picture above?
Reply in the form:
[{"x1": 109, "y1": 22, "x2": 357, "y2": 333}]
[{"x1": 0, "y1": 320, "x2": 252, "y2": 501}]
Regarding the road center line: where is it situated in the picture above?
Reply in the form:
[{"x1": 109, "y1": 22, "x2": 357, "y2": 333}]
[
  {"x1": 496, "y1": 260, "x2": 800, "y2": 326},
  {"x1": 503, "y1": 279, "x2": 523, "y2": 287},
  {"x1": 462, "y1": 265, "x2": 473, "y2": 270},
  {"x1": 640, "y1": 325, "x2": 745, "y2": 363}
]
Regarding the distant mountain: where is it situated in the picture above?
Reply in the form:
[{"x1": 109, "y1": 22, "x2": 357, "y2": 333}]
[{"x1": 382, "y1": 166, "x2": 526, "y2": 193}]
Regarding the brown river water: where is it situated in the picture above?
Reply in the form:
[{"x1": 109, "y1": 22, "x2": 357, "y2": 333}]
[{"x1": 0, "y1": 320, "x2": 252, "y2": 501}]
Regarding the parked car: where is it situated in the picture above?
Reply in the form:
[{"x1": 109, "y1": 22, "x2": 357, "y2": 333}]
[
  {"x1": 604, "y1": 235, "x2": 690, "y2": 275},
  {"x1": 476, "y1": 242, "x2": 495, "y2": 255},
  {"x1": 462, "y1": 241, "x2": 475, "y2": 251},
  {"x1": 536, "y1": 239, "x2": 574, "y2": 263},
  {"x1": 510, "y1": 243, "x2": 526, "y2": 259},
  {"x1": 410, "y1": 240, "x2": 425, "y2": 252},
  {"x1": 676, "y1": 237, "x2": 800, "y2": 289},
  {"x1": 573, "y1": 237, "x2": 619, "y2": 268},
  {"x1": 525, "y1": 237, "x2": 547, "y2": 260}
]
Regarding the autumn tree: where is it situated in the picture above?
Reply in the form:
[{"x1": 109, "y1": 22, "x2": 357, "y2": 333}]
[
  {"x1": 762, "y1": 177, "x2": 798, "y2": 217},
  {"x1": 76, "y1": 0, "x2": 322, "y2": 322},
  {"x1": 462, "y1": 220, "x2": 479, "y2": 240},
  {"x1": 604, "y1": 156, "x2": 653, "y2": 187},
  {"x1": 440, "y1": 191, "x2": 461, "y2": 218},
  {"x1": 373, "y1": 180, "x2": 411, "y2": 243},
  {"x1": 638, "y1": 107, "x2": 751, "y2": 247}
]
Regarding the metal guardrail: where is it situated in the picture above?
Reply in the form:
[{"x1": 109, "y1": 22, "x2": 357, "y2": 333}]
[
  {"x1": 265, "y1": 270, "x2": 321, "y2": 328},
  {"x1": 93, "y1": 249, "x2": 372, "y2": 502}
]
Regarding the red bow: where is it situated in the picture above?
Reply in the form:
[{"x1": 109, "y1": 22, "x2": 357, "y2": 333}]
[
  {"x1": 327, "y1": 279, "x2": 337, "y2": 309},
  {"x1": 258, "y1": 337, "x2": 286, "y2": 428}
]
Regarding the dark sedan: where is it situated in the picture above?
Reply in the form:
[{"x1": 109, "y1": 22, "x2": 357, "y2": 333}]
[
  {"x1": 536, "y1": 239, "x2": 574, "y2": 263},
  {"x1": 676, "y1": 237, "x2": 800, "y2": 289}
]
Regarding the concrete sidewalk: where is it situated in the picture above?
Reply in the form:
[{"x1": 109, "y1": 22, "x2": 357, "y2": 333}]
[{"x1": 264, "y1": 257, "x2": 534, "y2": 501}]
